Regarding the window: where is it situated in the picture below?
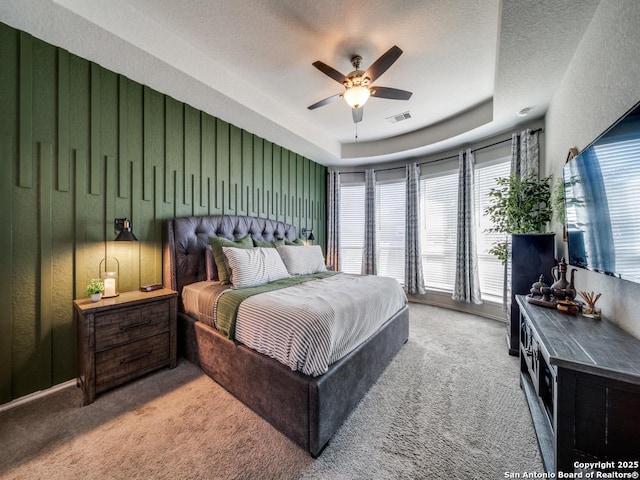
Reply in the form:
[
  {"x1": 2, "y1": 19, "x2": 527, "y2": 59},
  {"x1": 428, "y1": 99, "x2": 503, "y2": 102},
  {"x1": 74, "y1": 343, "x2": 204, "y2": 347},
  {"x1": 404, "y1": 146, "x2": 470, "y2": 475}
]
[
  {"x1": 339, "y1": 183, "x2": 365, "y2": 274},
  {"x1": 376, "y1": 180, "x2": 406, "y2": 283},
  {"x1": 420, "y1": 170, "x2": 459, "y2": 291},
  {"x1": 474, "y1": 158, "x2": 511, "y2": 302}
]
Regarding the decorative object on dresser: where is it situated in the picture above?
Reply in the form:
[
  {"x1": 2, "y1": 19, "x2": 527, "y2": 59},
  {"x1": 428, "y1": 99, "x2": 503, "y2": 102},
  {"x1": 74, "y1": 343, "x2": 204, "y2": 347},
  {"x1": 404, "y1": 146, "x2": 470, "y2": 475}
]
[
  {"x1": 74, "y1": 289, "x2": 178, "y2": 405},
  {"x1": 578, "y1": 290, "x2": 602, "y2": 319},
  {"x1": 527, "y1": 256, "x2": 578, "y2": 311},
  {"x1": 99, "y1": 257, "x2": 119, "y2": 298},
  {"x1": 86, "y1": 278, "x2": 105, "y2": 303},
  {"x1": 517, "y1": 295, "x2": 640, "y2": 475}
]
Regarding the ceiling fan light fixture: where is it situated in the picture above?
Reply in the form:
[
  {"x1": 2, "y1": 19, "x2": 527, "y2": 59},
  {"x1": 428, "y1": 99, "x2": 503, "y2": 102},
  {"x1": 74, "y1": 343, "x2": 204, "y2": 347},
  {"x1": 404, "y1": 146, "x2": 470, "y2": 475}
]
[{"x1": 343, "y1": 85, "x2": 370, "y2": 109}]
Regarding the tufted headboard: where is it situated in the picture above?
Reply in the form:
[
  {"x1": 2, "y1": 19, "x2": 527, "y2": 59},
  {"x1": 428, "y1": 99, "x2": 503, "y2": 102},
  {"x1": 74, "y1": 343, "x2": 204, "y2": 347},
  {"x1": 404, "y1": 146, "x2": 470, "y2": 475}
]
[{"x1": 163, "y1": 215, "x2": 297, "y2": 302}]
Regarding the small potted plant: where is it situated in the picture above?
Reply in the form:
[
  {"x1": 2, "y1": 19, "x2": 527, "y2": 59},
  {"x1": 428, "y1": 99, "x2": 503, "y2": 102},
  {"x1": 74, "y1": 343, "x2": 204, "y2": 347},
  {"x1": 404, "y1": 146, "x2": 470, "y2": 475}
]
[{"x1": 86, "y1": 278, "x2": 105, "y2": 302}]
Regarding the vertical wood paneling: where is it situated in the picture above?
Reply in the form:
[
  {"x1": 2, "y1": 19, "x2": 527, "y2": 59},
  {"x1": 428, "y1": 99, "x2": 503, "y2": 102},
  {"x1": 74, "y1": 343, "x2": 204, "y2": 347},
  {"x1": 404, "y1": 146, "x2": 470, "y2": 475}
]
[
  {"x1": 105, "y1": 155, "x2": 116, "y2": 262},
  {"x1": 1, "y1": 24, "x2": 19, "y2": 402},
  {"x1": 201, "y1": 113, "x2": 218, "y2": 214},
  {"x1": 272, "y1": 145, "x2": 281, "y2": 218},
  {"x1": 281, "y1": 149, "x2": 290, "y2": 224},
  {"x1": 90, "y1": 63, "x2": 101, "y2": 195},
  {"x1": 19, "y1": 32, "x2": 33, "y2": 188},
  {"x1": 154, "y1": 166, "x2": 164, "y2": 281},
  {"x1": 1, "y1": 21, "x2": 327, "y2": 403},
  {"x1": 242, "y1": 130, "x2": 253, "y2": 216},
  {"x1": 57, "y1": 50, "x2": 70, "y2": 192},
  {"x1": 303, "y1": 158, "x2": 310, "y2": 229},
  {"x1": 118, "y1": 76, "x2": 128, "y2": 198},
  {"x1": 216, "y1": 119, "x2": 230, "y2": 212},
  {"x1": 39, "y1": 142, "x2": 53, "y2": 387},
  {"x1": 143, "y1": 87, "x2": 164, "y2": 202},
  {"x1": 165, "y1": 97, "x2": 182, "y2": 207},
  {"x1": 229, "y1": 125, "x2": 242, "y2": 214},
  {"x1": 297, "y1": 155, "x2": 304, "y2": 227},
  {"x1": 73, "y1": 149, "x2": 87, "y2": 299},
  {"x1": 184, "y1": 104, "x2": 200, "y2": 209},
  {"x1": 252, "y1": 136, "x2": 262, "y2": 217},
  {"x1": 263, "y1": 141, "x2": 272, "y2": 217},
  {"x1": 0, "y1": 135, "x2": 14, "y2": 403}
]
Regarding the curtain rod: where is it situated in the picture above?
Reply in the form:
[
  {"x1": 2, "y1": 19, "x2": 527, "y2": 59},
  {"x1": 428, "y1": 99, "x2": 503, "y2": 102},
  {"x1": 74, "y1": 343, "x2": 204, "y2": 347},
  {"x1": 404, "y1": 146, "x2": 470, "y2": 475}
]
[{"x1": 334, "y1": 127, "x2": 543, "y2": 175}]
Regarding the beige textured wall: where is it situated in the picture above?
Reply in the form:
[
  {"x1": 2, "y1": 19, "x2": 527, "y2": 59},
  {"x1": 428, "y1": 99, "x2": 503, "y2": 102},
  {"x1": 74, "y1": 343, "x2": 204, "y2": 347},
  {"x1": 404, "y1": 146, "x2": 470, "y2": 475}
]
[{"x1": 545, "y1": 0, "x2": 640, "y2": 338}]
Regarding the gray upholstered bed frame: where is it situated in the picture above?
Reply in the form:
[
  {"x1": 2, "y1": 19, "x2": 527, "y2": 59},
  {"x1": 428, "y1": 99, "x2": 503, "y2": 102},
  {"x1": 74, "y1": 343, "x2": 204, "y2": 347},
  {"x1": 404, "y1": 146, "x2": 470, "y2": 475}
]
[{"x1": 163, "y1": 215, "x2": 409, "y2": 456}]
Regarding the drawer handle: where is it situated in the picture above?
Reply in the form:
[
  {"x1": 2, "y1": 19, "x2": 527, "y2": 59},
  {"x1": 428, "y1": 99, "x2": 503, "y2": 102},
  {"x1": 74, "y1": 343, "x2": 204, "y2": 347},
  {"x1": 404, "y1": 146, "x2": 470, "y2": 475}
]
[
  {"x1": 120, "y1": 350, "x2": 151, "y2": 364},
  {"x1": 119, "y1": 318, "x2": 152, "y2": 331}
]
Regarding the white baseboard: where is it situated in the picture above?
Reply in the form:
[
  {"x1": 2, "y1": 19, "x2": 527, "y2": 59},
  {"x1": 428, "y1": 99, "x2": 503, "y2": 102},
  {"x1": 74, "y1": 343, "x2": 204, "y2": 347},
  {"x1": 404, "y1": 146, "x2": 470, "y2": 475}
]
[{"x1": 0, "y1": 379, "x2": 77, "y2": 414}]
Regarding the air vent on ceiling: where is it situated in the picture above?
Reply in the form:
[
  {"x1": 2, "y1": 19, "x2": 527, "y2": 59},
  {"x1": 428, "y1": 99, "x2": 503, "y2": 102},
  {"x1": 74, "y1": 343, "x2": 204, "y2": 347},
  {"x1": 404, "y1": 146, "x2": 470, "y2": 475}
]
[{"x1": 387, "y1": 111, "x2": 411, "y2": 123}]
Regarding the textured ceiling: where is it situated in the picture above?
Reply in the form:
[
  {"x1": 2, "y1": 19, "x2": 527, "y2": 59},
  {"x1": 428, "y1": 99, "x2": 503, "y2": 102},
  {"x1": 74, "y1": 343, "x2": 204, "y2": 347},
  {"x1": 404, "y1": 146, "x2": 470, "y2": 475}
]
[{"x1": 1, "y1": 0, "x2": 601, "y2": 166}]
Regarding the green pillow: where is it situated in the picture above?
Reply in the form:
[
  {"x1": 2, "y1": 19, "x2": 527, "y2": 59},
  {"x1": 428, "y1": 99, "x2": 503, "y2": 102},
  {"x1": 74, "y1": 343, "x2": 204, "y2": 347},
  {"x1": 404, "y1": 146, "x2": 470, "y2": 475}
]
[
  {"x1": 284, "y1": 238, "x2": 305, "y2": 246},
  {"x1": 252, "y1": 238, "x2": 285, "y2": 248},
  {"x1": 209, "y1": 234, "x2": 253, "y2": 284}
]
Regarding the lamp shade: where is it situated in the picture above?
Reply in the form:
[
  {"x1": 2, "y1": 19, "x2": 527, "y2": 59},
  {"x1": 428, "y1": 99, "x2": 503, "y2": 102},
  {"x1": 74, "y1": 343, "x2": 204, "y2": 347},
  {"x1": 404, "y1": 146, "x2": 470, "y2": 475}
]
[
  {"x1": 343, "y1": 86, "x2": 370, "y2": 109},
  {"x1": 114, "y1": 218, "x2": 138, "y2": 241}
]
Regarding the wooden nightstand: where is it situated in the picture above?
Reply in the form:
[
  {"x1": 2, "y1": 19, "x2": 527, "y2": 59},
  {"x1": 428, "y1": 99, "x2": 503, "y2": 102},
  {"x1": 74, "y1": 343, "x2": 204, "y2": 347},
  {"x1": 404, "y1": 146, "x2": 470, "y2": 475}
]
[{"x1": 74, "y1": 289, "x2": 178, "y2": 405}]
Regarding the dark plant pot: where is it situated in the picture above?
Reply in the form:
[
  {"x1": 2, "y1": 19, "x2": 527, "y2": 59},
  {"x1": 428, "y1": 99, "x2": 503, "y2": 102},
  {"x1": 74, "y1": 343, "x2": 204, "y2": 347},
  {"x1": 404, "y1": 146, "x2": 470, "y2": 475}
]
[{"x1": 507, "y1": 233, "x2": 556, "y2": 355}]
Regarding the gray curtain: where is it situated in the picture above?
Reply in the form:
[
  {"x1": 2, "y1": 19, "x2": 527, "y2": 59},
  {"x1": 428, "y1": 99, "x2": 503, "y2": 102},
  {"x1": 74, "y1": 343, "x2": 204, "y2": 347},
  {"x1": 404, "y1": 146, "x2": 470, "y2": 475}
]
[
  {"x1": 405, "y1": 163, "x2": 425, "y2": 294},
  {"x1": 361, "y1": 168, "x2": 377, "y2": 275},
  {"x1": 503, "y1": 129, "x2": 541, "y2": 309},
  {"x1": 511, "y1": 129, "x2": 539, "y2": 180},
  {"x1": 326, "y1": 170, "x2": 340, "y2": 271},
  {"x1": 452, "y1": 149, "x2": 482, "y2": 304}
]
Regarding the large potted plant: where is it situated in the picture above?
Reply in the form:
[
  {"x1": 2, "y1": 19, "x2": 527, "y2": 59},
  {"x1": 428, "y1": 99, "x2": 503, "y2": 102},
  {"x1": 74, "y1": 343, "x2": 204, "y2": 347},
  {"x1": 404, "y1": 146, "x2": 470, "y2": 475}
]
[
  {"x1": 485, "y1": 171, "x2": 553, "y2": 264},
  {"x1": 484, "y1": 170, "x2": 555, "y2": 355}
]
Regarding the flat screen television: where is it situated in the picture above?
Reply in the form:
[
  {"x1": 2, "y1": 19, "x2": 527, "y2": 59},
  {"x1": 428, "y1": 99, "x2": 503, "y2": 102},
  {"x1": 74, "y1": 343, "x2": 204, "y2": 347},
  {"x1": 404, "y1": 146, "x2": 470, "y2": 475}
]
[{"x1": 563, "y1": 101, "x2": 640, "y2": 284}]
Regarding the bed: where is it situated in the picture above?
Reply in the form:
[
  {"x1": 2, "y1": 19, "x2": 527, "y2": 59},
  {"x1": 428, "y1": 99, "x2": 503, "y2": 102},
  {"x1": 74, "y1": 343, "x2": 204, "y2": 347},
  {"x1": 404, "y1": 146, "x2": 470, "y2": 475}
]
[{"x1": 163, "y1": 214, "x2": 409, "y2": 456}]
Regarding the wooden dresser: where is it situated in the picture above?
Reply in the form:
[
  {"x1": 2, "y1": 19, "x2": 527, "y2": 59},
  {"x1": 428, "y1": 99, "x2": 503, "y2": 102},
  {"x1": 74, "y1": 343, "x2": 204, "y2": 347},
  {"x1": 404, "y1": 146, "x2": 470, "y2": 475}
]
[
  {"x1": 517, "y1": 295, "x2": 640, "y2": 475},
  {"x1": 74, "y1": 289, "x2": 178, "y2": 405}
]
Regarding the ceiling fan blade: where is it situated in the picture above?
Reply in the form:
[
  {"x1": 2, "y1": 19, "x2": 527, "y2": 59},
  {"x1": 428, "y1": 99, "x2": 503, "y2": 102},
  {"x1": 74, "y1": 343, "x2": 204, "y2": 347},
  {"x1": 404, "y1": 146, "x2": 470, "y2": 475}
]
[
  {"x1": 371, "y1": 86, "x2": 413, "y2": 100},
  {"x1": 352, "y1": 107, "x2": 363, "y2": 123},
  {"x1": 312, "y1": 61, "x2": 347, "y2": 84},
  {"x1": 364, "y1": 45, "x2": 403, "y2": 83},
  {"x1": 308, "y1": 93, "x2": 342, "y2": 110}
]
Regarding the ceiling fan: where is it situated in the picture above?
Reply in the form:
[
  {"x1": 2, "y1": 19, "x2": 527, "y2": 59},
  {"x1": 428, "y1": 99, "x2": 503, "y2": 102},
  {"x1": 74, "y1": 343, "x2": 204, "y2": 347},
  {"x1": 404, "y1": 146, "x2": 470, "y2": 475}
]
[{"x1": 308, "y1": 45, "x2": 413, "y2": 123}]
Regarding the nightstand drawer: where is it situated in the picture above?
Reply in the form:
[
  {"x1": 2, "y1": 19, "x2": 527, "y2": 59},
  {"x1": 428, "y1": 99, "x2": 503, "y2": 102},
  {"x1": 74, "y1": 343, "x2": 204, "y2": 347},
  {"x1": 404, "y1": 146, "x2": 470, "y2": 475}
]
[
  {"x1": 95, "y1": 333, "x2": 170, "y2": 391},
  {"x1": 95, "y1": 301, "x2": 169, "y2": 351}
]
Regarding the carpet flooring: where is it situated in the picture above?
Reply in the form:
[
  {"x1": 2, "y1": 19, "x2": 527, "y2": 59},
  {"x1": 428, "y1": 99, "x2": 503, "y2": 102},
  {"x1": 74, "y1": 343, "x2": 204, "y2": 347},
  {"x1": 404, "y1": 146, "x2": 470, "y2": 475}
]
[{"x1": 0, "y1": 303, "x2": 543, "y2": 479}]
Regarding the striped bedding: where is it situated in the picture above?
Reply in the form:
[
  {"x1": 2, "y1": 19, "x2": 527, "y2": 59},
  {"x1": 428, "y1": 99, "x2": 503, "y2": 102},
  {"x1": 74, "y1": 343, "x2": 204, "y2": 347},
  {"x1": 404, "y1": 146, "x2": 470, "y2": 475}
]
[{"x1": 182, "y1": 273, "x2": 407, "y2": 376}]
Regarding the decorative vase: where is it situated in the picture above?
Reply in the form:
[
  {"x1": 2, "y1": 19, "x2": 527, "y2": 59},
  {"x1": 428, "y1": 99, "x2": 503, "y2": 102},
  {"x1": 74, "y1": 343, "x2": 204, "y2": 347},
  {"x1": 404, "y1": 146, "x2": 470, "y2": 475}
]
[{"x1": 90, "y1": 293, "x2": 102, "y2": 302}]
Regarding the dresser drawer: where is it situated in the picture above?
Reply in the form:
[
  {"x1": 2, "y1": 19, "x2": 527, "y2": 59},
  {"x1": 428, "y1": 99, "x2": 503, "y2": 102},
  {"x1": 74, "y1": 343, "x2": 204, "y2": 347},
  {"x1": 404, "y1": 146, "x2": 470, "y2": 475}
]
[
  {"x1": 95, "y1": 333, "x2": 170, "y2": 391},
  {"x1": 95, "y1": 301, "x2": 169, "y2": 351}
]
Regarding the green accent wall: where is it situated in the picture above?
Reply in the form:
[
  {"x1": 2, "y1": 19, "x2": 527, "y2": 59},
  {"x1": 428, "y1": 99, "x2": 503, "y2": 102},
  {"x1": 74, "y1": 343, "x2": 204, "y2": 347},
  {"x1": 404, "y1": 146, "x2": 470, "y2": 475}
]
[{"x1": 0, "y1": 22, "x2": 327, "y2": 404}]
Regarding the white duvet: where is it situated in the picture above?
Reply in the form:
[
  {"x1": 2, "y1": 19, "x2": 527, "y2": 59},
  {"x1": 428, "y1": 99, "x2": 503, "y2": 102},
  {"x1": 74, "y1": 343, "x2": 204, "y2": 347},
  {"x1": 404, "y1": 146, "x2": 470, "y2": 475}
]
[{"x1": 233, "y1": 273, "x2": 407, "y2": 376}]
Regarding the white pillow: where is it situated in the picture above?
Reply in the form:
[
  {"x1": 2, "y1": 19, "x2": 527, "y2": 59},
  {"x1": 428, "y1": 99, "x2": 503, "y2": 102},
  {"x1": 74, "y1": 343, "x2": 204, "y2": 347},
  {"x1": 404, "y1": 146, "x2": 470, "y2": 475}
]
[
  {"x1": 222, "y1": 247, "x2": 290, "y2": 288},
  {"x1": 277, "y1": 245, "x2": 327, "y2": 275}
]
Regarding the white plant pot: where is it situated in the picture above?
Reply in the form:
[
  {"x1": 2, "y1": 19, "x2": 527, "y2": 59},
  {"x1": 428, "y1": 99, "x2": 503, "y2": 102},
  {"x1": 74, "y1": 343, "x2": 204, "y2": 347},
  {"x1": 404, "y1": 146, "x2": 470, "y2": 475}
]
[{"x1": 90, "y1": 293, "x2": 102, "y2": 302}]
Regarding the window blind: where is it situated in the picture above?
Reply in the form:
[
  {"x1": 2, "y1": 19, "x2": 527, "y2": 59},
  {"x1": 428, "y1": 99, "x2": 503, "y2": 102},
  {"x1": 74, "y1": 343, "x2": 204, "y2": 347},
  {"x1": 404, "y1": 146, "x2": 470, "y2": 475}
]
[
  {"x1": 474, "y1": 158, "x2": 511, "y2": 302},
  {"x1": 376, "y1": 180, "x2": 406, "y2": 283},
  {"x1": 339, "y1": 183, "x2": 365, "y2": 274},
  {"x1": 420, "y1": 171, "x2": 458, "y2": 291}
]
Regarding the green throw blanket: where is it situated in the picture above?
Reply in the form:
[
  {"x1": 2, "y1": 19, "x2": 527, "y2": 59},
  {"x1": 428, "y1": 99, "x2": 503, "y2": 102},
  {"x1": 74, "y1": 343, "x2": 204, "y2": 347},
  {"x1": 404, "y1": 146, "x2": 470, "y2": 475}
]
[{"x1": 216, "y1": 271, "x2": 338, "y2": 339}]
